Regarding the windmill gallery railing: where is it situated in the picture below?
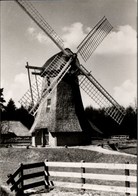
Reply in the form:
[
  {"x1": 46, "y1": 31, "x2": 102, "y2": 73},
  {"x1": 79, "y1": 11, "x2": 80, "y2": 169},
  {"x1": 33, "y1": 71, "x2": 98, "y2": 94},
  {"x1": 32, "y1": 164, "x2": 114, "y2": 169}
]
[{"x1": 7, "y1": 161, "x2": 136, "y2": 195}]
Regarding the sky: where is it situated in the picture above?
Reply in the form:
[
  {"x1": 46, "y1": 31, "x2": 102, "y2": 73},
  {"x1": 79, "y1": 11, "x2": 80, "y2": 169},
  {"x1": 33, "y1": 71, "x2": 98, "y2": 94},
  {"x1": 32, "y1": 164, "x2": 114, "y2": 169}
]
[{"x1": 1, "y1": 0, "x2": 137, "y2": 109}]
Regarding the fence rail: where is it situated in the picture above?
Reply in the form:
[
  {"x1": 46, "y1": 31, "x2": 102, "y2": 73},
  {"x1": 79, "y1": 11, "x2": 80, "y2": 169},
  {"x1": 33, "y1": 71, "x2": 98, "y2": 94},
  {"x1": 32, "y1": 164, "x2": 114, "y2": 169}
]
[
  {"x1": 46, "y1": 171, "x2": 136, "y2": 182},
  {"x1": 45, "y1": 161, "x2": 137, "y2": 170},
  {"x1": 7, "y1": 160, "x2": 137, "y2": 195}
]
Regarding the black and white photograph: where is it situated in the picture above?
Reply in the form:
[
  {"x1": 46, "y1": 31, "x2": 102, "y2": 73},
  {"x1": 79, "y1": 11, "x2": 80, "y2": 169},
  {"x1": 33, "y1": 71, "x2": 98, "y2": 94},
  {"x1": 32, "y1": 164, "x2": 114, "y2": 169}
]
[{"x1": 0, "y1": 0, "x2": 137, "y2": 195}]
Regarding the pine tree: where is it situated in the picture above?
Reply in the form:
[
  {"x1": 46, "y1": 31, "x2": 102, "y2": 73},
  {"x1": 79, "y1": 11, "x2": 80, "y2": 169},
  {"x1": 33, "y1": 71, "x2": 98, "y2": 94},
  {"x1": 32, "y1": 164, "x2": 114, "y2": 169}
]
[
  {"x1": 0, "y1": 88, "x2": 6, "y2": 143},
  {"x1": 6, "y1": 99, "x2": 17, "y2": 120},
  {"x1": 0, "y1": 88, "x2": 6, "y2": 111}
]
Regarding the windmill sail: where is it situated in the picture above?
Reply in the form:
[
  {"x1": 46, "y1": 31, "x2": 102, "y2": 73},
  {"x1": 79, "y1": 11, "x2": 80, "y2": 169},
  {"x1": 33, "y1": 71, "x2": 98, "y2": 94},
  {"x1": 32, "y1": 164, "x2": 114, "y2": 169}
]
[
  {"x1": 19, "y1": 76, "x2": 42, "y2": 110},
  {"x1": 77, "y1": 16, "x2": 113, "y2": 62},
  {"x1": 29, "y1": 55, "x2": 74, "y2": 115},
  {"x1": 75, "y1": 64, "x2": 125, "y2": 124},
  {"x1": 15, "y1": 0, "x2": 65, "y2": 52}
]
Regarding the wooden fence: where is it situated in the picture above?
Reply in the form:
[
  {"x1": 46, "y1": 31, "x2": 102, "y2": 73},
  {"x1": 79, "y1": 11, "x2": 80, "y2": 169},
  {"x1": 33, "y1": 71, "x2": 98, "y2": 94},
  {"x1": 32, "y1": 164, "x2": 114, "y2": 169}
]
[
  {"x1": 7, "y1": 160, "x2": 137, "y2": 195},
  {"x1": 7, "y1": 162, "x2": 45, "y2": 195}
]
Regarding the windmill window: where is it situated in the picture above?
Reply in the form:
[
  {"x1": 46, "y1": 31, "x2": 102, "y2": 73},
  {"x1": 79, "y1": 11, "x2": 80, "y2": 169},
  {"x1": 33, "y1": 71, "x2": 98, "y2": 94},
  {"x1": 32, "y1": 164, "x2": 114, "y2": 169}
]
[{"x1": 46, "y1": 99, "x2": 51, "y2": 112}]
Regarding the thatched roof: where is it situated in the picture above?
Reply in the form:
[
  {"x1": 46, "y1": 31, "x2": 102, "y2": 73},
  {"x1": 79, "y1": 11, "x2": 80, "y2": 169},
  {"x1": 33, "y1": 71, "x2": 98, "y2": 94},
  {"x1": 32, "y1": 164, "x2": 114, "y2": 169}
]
[
  {"x1": 1, "y1": 121, "x2": 31, "y2": 136},
  {"x1": 0, "y1": 121, "x2": 14, "y2": 135}
]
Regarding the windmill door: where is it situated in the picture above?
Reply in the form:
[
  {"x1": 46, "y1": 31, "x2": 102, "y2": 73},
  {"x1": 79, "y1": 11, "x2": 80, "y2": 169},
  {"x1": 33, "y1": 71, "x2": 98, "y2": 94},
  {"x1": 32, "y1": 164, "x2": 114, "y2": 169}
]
[{"x1": 43, "y1": 129, "x2": 49, "y2": 146}]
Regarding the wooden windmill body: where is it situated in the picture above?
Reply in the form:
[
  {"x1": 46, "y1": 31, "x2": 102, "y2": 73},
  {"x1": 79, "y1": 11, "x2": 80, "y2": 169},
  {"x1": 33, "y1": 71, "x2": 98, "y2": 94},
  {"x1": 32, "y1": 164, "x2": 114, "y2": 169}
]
[
  {"x1": 17, "y1": 0, "x2": 126, "y2": 147},
  {"x1": 30, "y1": 50, "x2": 98, "y2": 146}
]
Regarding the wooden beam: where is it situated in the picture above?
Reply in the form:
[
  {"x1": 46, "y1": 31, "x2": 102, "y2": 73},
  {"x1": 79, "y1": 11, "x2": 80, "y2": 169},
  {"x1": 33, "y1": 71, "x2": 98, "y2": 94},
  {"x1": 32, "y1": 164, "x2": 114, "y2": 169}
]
[
  {"x1": 25, "y1": 65, "x2": 43, "y2": 70},
  {"x1": 45, "y1": 161, "x2": 137, "y2": 170},
  {"x1": 7, "y1": 167, "x2": 21, "y2": 184},
  {"x1": 23, "y1": 162, "x2": 44, "y2": 169},
  {"x1": 23, "y1": 171, "x2": 44, "y2": 180},
  {"x1": 32, "y1": 72, "x2": 41, "y2": 75},
  {"x1": 23, "y1": 180, "x2": 44, "y2": 190},
  {"x1": 26, "y1": 62, "x2": 34, "y2": 105}
]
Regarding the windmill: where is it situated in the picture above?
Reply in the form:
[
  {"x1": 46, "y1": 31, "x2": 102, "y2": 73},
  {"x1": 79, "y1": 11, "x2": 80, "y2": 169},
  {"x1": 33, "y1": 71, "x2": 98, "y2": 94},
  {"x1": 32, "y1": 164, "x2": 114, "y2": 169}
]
[{"x1": 16, "y1": 0, "x2": 125, "y2": 146}]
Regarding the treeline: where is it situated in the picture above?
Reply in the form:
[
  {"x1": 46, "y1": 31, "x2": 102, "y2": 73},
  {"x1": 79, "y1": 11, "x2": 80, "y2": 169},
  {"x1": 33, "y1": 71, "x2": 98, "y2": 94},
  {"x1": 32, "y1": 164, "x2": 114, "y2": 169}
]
[
  {"x1": 1, "y1": 101, "x2": 34, "y2": 129},
  {"x1": 85, "y1": 106, "x2": 137, "y2": 139}
]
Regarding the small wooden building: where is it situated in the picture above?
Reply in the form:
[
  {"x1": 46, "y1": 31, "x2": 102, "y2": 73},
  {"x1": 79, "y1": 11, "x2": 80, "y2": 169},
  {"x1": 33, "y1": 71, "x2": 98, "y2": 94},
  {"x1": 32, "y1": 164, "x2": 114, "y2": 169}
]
[{"x1": 1, "y1": 121, "x2": 31, "y2": 144}]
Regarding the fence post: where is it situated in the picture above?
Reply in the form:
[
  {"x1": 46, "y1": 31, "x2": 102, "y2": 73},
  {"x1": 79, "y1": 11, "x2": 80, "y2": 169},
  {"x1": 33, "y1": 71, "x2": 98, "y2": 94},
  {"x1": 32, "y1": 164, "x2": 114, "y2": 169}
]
[
  {"x1": 44, "y1": 159, "x2": 54, "y2": 189},
  {"x1": 81, "y1": 160, "x2": 85, "y2": 192},
  {"x1": 44, "y1": 159, "x2": 51, "y2": 190},
  {"x1": 125, "y1": 162, "x2": 130, "y2": 196},
  {"x1": 18, "y1": 163, "x2": 24, "y2": 195}
]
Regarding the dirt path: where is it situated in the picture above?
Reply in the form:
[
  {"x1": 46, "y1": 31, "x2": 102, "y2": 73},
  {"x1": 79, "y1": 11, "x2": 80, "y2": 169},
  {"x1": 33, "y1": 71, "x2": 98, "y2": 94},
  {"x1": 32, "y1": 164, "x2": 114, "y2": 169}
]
[{"x1": 71, "y1": 145, "x2": 136, "y2": 157}]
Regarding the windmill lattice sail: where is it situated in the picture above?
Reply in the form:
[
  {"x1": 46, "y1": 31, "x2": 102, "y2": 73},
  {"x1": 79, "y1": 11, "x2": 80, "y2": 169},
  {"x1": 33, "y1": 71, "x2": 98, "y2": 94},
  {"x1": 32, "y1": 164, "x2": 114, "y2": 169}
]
[
  {"x1": 77, "y1": 16, "x2": 113, "y2": 62},
  {"x1": 19, "y1": 76, "x2": 42, "y2": 110},
  {"x1": 15, "y1": 0, "x2": 65, "y2": 52},
  {"x1": 29, "y1": 55, "x2": 73, "y2": 115},
  {"x1": 76, "y1": 64, "x2": 125, "y2": 124}
]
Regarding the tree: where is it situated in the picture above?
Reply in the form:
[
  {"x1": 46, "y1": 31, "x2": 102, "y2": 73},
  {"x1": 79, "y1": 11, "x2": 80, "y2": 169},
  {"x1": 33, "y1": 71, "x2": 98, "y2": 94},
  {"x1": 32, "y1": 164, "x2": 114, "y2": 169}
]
[
  {"x1": 0, "y1": 88, "x2": 6, "y2": 143},
  {"x1": 1, "y1": 97, "x2": 34, "y2": 128},
  {"x1": 6, "y1": 99, "x2": 17, "y2": 120},
  {"x1": 121, "y1": 106, "x2": 137, "y2": 138},
  {"x1": 0, "y1": 88, "x2": 6, "y2": 111}
]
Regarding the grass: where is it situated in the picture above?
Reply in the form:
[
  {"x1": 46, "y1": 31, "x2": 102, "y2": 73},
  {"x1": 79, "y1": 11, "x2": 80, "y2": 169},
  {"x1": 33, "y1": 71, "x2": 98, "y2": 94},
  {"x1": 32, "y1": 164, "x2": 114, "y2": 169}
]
[
  {"x1": 119, "y1": 147, "x2": 137, "y2": 155},
  {"x1": 118, "y1": 140, "x2": 137, "y2": 155}
]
